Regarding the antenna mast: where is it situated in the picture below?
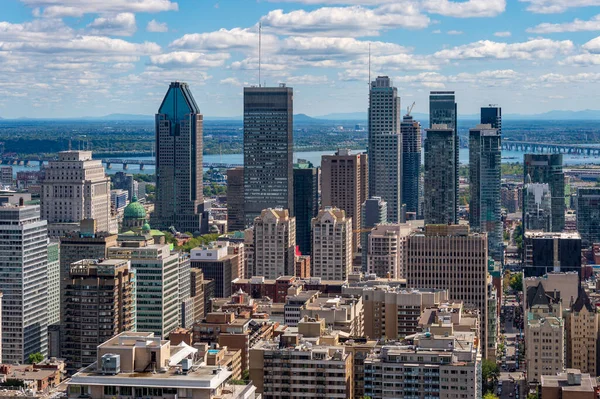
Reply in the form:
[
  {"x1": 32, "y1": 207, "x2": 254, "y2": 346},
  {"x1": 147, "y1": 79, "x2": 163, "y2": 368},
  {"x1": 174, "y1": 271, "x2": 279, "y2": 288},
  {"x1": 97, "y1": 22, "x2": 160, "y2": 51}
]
[
  {"x1": 368, "y1": 42, "x2": 371, "y2": 85},
  {"x1": 258, "y1": 22, "x2": 262, "y2": 87}
]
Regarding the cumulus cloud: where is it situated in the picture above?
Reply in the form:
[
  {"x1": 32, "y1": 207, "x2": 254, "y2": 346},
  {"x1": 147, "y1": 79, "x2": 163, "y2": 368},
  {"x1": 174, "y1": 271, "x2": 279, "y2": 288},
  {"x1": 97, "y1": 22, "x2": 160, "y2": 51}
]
[
  {"x1": 434, "y1": 38, "x2": 573, "y2": 60},
  {"x1": 494, "y1": 31, "x2": 511, "y2": 37},
  {"x1": 519, "y1": 0, "x2": 600, "y2": 14},
  {"x1": 87, "y1": 13, "x2": 137, "y2": 36},
  {"x1": 422, "y1": 0, "x2": 506, "y2": 18},
  {"x1": 20, "y1": 0, "x2": 178, "y2": 17},
  {"x1": 149, "y1": 51, "x2": 229, "y2": 68},
  {"x1": 284, "y1": 74, "x2": 329, "y2": 85},
  {"x1": 582, "y1": 35, "x2": 600, "y2": 53},
  {"x1": 220, "y1": 77, "x2": 242, "y2": 86},
  {"x1": 170, "y1": 28, "x2": 278, "y2": 51},
  {"x1": 147, "y1": 19, "x2": 168, "y2": 32},
  {"x1": 539, "y1": 72, "x2": 600, "y2": 83},
  {"x1": 280, "y1": 37, "x2": 408, "y2": 59},
  {"x1": 0, "y1": 35, "x2": 160, "y2": 55},
  {"x1": 527, "y1": 14, "x2": 600, "y2": 33}
]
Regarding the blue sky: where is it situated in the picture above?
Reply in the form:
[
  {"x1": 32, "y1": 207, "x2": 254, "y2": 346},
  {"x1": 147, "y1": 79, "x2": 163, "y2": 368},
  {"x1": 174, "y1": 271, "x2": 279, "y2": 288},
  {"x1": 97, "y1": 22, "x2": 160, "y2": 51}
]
[{"x1": 1, "y1": 0, "x2": 599, "y2": 118}]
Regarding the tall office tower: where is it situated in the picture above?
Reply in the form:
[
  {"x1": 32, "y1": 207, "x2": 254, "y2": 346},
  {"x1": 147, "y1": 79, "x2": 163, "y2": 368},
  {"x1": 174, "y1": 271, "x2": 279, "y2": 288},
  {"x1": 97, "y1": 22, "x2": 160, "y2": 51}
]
[
  {"x1": 190, "y1": 241, "x2": 240, "y2": 298},
  {"x1": 404, "y1": 224, "x2": 489, "y2": 355},
  {"x1": 321, "y1": 149, "x2": 368, "y2": 251},
  {"x1": 243, "y1": 85, "x2": 294, "y2": 225},
  {"x1": 481, "y1": 105, "x2": 502, "y2": 134},
  {"x1": 367, "y1": 223, "x2": 413, "y2": 279},
  {"x1": 41, "y1": 150, "x2": 116, "y2": 237},
  {"x1": 154, "y1": 82, "x2": 206, "y2": 234},
  {"x1": 361, "y1": 196, "x2": 387, "y2": 270},
  {"x1": 523, "y1": 231, "x2": 582, "y2": 278},
  {"x1": 47, "y1": 241, "x2": 60, "y2": 326},
  {"x1": 523, "y1": 154, "x2": 565, "y2": 232},
  {"x1": 62, "y1": 259, "x2": 136, "y2": 372},
  {"x1": 226, "y1": 167, "x2": 245, "y2": 231},
  {"x1": 429, "y1": 91, "x2": 458, "y2": 220},
  {"x1": 523, "y1": 182, "x2": 552, "y2": 231},
  {"x1": 368, "y1": 76, "x2": 402, "y2": 222},
  {"x1": 577, "y1": 188, "x2": 600, "y2": 247},
  {"x1": 293, "y1": 160, "x2": 319, "y2": 256},
  {"x1": 0, "y1": 204, "x2": 48, "y2": 363},
  {"x1": 469, "y1": 124, "x2": 503, "y2": 261},
  {"x1": 311, "y1": 208, "x2": 352, "y2": 280},
  {"x1": 253, "y1": 208, "x2": 296, "y2": 279},
  {"x1": 400, "y1": 112, "x2": 421, "y2": 217},
  {"x1": 423, "y1": 125, "x2": 457, "y2": 224}
]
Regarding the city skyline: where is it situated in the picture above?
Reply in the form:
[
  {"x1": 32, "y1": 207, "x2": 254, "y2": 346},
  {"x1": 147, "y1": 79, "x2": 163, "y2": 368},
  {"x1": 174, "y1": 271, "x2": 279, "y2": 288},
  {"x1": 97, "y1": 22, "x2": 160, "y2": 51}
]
[{"x1": 0, "y1": 0, "x2": 600, "y2": 119}]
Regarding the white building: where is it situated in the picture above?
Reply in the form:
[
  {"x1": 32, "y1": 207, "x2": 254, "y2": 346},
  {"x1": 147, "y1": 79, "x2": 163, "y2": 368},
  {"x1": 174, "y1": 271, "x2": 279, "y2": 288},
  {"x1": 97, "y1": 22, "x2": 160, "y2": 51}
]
[
  {"x1": 253, "y1": 208, "x2": 296, "y2": 279},
  {"x1": 311, "y1": 207, "x2": 352, "y2": 280}
]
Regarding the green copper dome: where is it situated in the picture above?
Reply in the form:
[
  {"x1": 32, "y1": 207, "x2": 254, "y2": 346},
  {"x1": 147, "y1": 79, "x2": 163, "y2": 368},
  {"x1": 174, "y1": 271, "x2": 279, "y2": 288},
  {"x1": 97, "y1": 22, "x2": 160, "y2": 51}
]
[
  {"x1": 142, "y1": 222, "x2": 151, "y2": 232},
  {"x1": 123, "y1": 195, "x2": 147, "y2": 219}
]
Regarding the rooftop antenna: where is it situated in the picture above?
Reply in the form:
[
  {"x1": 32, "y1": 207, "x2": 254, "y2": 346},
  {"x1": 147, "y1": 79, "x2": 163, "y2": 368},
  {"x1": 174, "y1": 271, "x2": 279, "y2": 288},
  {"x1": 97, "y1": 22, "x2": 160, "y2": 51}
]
[{"x1": 258, "y1": 22, "x2": 262, "y2": 88}]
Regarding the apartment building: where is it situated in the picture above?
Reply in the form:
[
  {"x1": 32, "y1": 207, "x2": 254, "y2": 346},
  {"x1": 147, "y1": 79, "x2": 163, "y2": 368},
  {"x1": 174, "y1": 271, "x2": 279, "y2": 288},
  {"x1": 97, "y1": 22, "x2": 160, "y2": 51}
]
[
  {"x1": 366, "y1": 223, "x2": 413, "y2": 279},
  {"x1": 311, "y1": 207, "x2": 352, "y2": 281},
  {"x1": 253, "y1": 208, "x2": 296, "y2": 279}
]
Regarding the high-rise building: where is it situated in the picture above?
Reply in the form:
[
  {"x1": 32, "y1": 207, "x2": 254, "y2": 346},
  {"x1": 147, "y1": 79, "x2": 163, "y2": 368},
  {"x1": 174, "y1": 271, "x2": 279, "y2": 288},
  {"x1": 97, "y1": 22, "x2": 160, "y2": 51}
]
[
  {"x1": 524, "y1": 154, "x2": 565, "y2": 232},
  {"x1": 423, "y1": 124, "x2": 457, "y2": 224},
  {"x1": 523, "y1": 182, "x2": 553, "y2": 231},
  {"x1": 400, "y1": 112, "x2": 421, "y2": 217},
  {"x1": 368, "y1": 76, "x2": 402, "y2": 222},
  {"x1": 62, "y1": 259, "x2": 136, "y2": 372},
  {"x1": 469, "y1": 124, "x2": 503, "y2": 261},
  {"x1": 565, "y1": 288, "x2": 598, "y2": 377},
  {"x1": 524, "y1": 231, "x2": 582, "y2": 278},
  {"x1": 367, "y1": 223, "x2": 413, "y2": 279},
  {"x1": 253, "y1": 208, "x2": 296, "y2": 279},
  {"x1": 41, "y1": 150, "x2": 116, "y2": 237},
  {"x1": 481, "y1": 105, "x2": 502, "y2": 134},
  {"x1": 577, "y1": 188, "x2": 600, "y2": 247},
  {"x1": 361, "y1": 196, "x2": 387, "y2": 269},
  {"x1": 47, "y1": 241, "x2": 60, "y2": 326},
  {"x1": 190, "y1": 241, "x2": 240, "y2": 298},
  {"x1": 321, "y1": 149, "x2": 368, "y2": 251},
  {"x1": 311, "y1": 208, "x2": 352, "y2": 281},
  {"x1": 243, "y1": 85, "x2": 294, "y2": 224},
  {"x1": 154, "y1": 82, "x2": 207, "y2": 234},
  {"x1": 111, "y1": 171, "x2": 139, "y2": 201},
  {"x1": 226, "y1": 167, "x2": 245, "y2": 232},
  {"x1": 430, "y1": 91, "x2": 458, "y2": 221},
  {"x1": 190, "y1": 268, "x2": 205, "y2": 322},
  {"x1": 293, "y1": 159, "x2": 319, "y2": 256},
  {"x1": 0, "y1": 204, "x2": 48, "y2": 363}
]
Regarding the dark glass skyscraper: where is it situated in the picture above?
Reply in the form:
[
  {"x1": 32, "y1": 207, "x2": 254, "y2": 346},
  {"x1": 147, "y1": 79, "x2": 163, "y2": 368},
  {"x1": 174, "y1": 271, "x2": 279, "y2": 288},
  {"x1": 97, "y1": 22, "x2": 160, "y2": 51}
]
[
  {"x1": 401, "y1": 113, "x2": 421, "y2": 216},
  {"x1": 523, "y1": 154, "x2": 565, "y2": 232},
  {"x1": 226, "y1": 167, "x2": 245, "y2": 231},
  {"x1": 423, "y1": 125, "x2": 456, "y2": 225},
  {"x1": 243, "y1": 85, "x2": 294, "y2": 224},
  {"x1": 429, "y1": 91, "x2": 458, "y2": 223},
  {"x1": 576, "y1": 188, "x2": 600, "y2": 247},
  {"x1": 154, "y1": 82, "x2": 206, "y2": 233},
  {"x1": 293, "y1": 160, "x2": 319, "y2": 256},
  {"x1": 481, "y1": 105, "x2": 502, "y2": 134}
]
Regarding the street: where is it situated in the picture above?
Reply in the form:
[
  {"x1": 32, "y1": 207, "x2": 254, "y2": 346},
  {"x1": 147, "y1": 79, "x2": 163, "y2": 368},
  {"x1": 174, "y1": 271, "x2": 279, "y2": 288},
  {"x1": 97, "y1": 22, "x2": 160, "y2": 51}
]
[{"x1": 498, "y1": 294, "x2": 525, "y2": 399}]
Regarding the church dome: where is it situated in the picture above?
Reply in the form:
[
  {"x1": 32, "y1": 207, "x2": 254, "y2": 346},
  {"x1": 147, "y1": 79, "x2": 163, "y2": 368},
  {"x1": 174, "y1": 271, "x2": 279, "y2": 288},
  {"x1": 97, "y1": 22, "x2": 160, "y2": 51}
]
[{"x1": 123, "y1": 195, "x2": 146, "y2": 219}]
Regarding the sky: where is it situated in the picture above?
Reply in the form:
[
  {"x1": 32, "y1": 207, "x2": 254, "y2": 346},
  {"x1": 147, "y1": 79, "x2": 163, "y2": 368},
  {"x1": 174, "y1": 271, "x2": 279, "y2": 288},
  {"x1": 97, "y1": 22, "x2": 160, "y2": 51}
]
[{"x1": 1, "y1": 0, "x2": 600, "y2": 118}]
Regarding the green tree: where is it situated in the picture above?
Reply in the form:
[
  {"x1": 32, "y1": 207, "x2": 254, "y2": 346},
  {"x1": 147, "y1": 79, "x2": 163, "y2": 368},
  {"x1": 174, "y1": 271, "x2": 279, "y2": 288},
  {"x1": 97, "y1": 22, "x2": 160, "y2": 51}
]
[
  {"x1": 510, "y1": 273, "x2": 523, "y2": 292},
  {"x1": 28, "y1": 352, "x2": 44, "y2": 364},
  {"x1": 482, "y1": 358, "x2": 500, "y2": 394},
  {"x1": 527, "y1": 394, "x2": 538, "y2": 399},
  {"x1": 483, "y1": 393, "x2": 500, "y2": 399},
  {"x1": 512, "y1": 223, "x2": 523, "y2": 252}
]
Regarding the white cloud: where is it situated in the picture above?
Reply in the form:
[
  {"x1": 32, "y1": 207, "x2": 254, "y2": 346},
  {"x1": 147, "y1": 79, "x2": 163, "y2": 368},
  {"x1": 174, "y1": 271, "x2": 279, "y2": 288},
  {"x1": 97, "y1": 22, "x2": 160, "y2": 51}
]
[
  {"x1": 285, "y1": 74, "x2": 329, "y2": 85},
  {"x1": 147, "y1": 19, "x2": 168, "y2": 32},
  {"x1": 0, "y1": 35, "x2": 160, "y2": 55},
  {"x1": 519, "y1": 0, "x2": 600, "y2": 14},
  {"x1": 20, "y1": 0, "x2": 179, "y2": 17},
  {"x1": 434, "y1": 38, "x2": 573, "y2": 60},
  {"x1": 422, "y1": 0, "x2": 506, "y2": 18},
  {"x1": 149, "y1": 51, "x2": 229, "y2": 68},
  {"x1": 539, "y1": 72, "x2": 600, "y2": 83},
  {"x1": 583, "y1": 35, "x2": 600, "y2": 53},
  {"x1": 447, "y1": 30, "x2": 463, "y2": 35},
  {"x1": 87, "y1": 13, "x2": 137, "y2": 36},
  {"x1": 170, "y1": 28, "x2": 278, "y2": 52},
  {"x1": 494, "y1": 31, "x2": 511, "y2": 37},
  {"x1": 220, "y1": 77, "x2": 242, "y2": 86},
  {"x1": 527, "y1": 14, "x2": 600, "y2": 33},
  {"x1": 562, "y1": 54, "x2": 600, "y2": 65},
  {"x1": 280, "y1": 37, "x2": 408, "y2": 59},
  {"x1": 0, "y1": 19, "x2": 73, "y2": 42}
]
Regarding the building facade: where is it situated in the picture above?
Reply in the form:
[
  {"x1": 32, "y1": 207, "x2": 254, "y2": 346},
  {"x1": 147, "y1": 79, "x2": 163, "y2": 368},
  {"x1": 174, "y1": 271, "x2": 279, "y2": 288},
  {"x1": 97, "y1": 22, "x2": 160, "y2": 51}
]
[
  {"x1": 47, "y1": 241, "x2": 60, "y2": 326},
  {"x1": 361, "y1": 196, "x2": 388, "y2": 270},
  {"x1": 400, "y1": 113, "x2": 422, "y2": 217},
  {"x1": 226, "y1": 167, "x2": 245, "y2": 232},
  {"x1": 190, "y1": 241, "x2": 240, "y2": 298},
  {"x1": 523, "y1": 182, "x2": 553, "y2": 231},
  {"x1": 481, "y1": 105, "x2": 502, "y2": 134},
  {"x1": 253, "y1": 208, "x2": 296, "y2": 279},
  {"x1": 311, "y1": 208, "x2": 352, "y2": 281},
  {"x1": 424, "y1": 125, "x2": 457, "y2": 225},
  {"x1": 366, "y1": 223, "x2": 412, "y2": 279},
  {"x1": 524, "y1": 231, "x2": 582, "y2": 278},
  {"x1": 577, "y1": 187, "x2": 600, "y2": 247},
  {"x1": 293, "y1": 160, "x2": 319, "y2": 256}
]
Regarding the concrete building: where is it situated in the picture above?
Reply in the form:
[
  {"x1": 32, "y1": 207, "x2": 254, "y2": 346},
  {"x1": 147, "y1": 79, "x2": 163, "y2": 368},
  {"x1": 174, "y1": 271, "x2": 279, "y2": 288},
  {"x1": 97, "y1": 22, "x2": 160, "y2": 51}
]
[
  {"x1": 190, "y1": 241, "x2": 240, "y2": 298},
  {"x1": 243, "y1": 85, "x2": 294, "y2": 224},
  {"x1": 361, "y1": 196, "x2": 387, "y2": 270},
  {"x1": 540, "y1": 369, "x2": 598, "y2": 399},
  {"x1": 311, "y1": 207, "x2": 352, "y2": 281},
  {"x1": 523, "y1": 182, "x2": 553, "y2": 232},
  {"x1": 501, "y1": 184, "x2": 520, "y2": 213},
  {"x1": 62, "y1": 259, "x2": 136, "y2": 372},
  {"x1": 154, "y1": 82, "x2": 207, "y2": 234},
  {"x1": 67, "y1": 332, "x2": 256, "y2": 399},
  {"x1": 47, "y1": 241, "x2": 60, "y2": 326},
  {"x1": 523, "y1": 273, "x2": 580, "y2": 317},
  {"x1": 366, "y1": 223, "x2": 413, "y2": 279},
  {"x1": 524, "y1": 153, "x2": 565, "y2": 232},
  {"x1": 253, "y1": 208, "x2": 296, "y2": 279},
  {"x1": 565, "y1": 288, "x2": 598, "y2": 377},
  {"x1": 299, "y1": 295, "x2": 364, "y2": 336},
  {"x1": 226, "y1": 167, "x2": 245, "y2": 232},
  {"x1": 295, "y1": 255, "x2": 310, "y2": 278},
  {"x1": 293, "y1": 159, "x2": 319, "y2": 256},
  {"x1": 41, "y1": 150, "x2": 116, "y2": 237},
  {"x1": 111, "y1": 171, "x2": 139, "y2": 201},
  {"x1": 576, "y1": 187, "x2": 600, "y2": 247},
  {"x1": 368, "y1": 76, "x2": 402, "y2": 223},
  {"x1": 0, "y1": 165, "x2": 13, "y2": 186},
  {"x1": 524, "y1": 231, "x2": 582, "y2": 278},
  {"x1": 0, "y1": 204, "x2": 48, "y2": 363},
  {"x1": 400, "y1": 113, "x2": 422, "y2": 217},
  {"x1": 469, "y1": 124, "x2": 503, "y2": 262},
  {"x1": 321, "y1": 149, "x2": 368, "y2": 251},
  {"x1": 424, "y1": 124, "x2": 457, "y2": 225},
  {"x1": 190, "y1": 268, "x2": 205, "y2": 323},
  {"x1": 110, "y1": 189, "x2": 128, "y2": 212}
]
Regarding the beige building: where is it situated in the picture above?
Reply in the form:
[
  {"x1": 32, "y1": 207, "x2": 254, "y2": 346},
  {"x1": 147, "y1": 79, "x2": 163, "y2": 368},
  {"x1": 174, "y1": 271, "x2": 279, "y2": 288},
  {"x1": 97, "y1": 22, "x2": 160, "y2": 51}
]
[
  {"x1": 68, "y1": 332, "x2": 256, "y2": 399},
  {"x1": 566, "y1": 288, "x2": 598, "y2": 377},
  {"x1": 253, "y1": 208, "x2": 296, "y2": 279},
  {"x1": 321, "y1": 149, "x2": 368, "y2": 251},
  {"x1": 540, "y1": 369, "x2": 598, "y2": 399},
  {"x1": 524, "y1": 272, "x2": 579, "y2": 316},
  {"x1": 343, "y1": 285, "x2": 448, "y2": 340},
  {"x1": 300, "y1": 295, "x2": 364, "y2": 336},
  {"x1": 367, "y1": 223, "x2": 413, "y2": 279},
  {"x1": 41, "y1": 150, "x2": 117, "y2": 237},
  {"x1": 311, "y1": 207, "x2": 352, "y2": 280}
]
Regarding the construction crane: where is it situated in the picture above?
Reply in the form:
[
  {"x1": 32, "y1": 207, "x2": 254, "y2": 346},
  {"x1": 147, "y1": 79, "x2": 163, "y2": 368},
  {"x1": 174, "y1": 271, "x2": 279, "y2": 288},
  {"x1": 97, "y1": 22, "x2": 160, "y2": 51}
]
[{"x1": 406, "y1": 102, "x2": 416, "y2": 117}]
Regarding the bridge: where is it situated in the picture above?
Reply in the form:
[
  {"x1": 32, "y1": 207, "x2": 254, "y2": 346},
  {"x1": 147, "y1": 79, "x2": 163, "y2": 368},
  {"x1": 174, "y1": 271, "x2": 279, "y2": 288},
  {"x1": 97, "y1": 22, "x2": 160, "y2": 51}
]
[{"x1": 502, "y1": 141, "x2": 600, "y2": 156}]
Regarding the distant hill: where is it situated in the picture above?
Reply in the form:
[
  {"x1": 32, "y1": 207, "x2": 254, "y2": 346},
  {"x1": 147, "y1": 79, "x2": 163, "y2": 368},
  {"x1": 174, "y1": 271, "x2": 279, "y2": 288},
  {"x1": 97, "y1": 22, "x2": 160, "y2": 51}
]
[
  {"x1": 295, "y1": 113, "x2": 320, "y2": 123},
  {"x1": 504, "y1": 109, "x2": 600, "y2": 120},
  {"x1": 87, "y1": 113, "x2": 153, "y2": 121},
  {"x1": 315, "y1": 112, "x2": 366, "y2": 121}
]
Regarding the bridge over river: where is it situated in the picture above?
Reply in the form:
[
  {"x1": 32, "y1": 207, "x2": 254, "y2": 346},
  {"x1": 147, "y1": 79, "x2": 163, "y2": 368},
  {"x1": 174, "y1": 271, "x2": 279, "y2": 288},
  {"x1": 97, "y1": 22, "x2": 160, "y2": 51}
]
[{"x1": 502, "y1": 141, "x2": 600, "y2": 156}]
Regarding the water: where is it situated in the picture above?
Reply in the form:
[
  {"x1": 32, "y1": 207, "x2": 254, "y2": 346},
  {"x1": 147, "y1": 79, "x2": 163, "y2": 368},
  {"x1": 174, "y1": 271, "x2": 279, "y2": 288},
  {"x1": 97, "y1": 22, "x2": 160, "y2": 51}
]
[{"x1": 7, "y1": 148, "x2": 600, "y2": 177}]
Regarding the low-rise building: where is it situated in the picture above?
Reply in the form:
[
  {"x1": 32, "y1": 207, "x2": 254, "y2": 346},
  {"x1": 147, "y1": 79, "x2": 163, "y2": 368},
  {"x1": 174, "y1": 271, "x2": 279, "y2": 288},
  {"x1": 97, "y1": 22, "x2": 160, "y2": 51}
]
[
  {"x1": 300, "y1": 295, "x2": 364, "y2": 336},
  {"x1": 540, "y1": 369, "x2": 597, "y2": 399}
]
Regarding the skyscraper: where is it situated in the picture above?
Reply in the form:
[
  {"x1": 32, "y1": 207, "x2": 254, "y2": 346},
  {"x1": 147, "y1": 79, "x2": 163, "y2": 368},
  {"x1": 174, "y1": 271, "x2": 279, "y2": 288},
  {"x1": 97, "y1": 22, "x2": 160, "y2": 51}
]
[
  {"x1": 361, "y1": 196, "x2": 387, "y2": 270},
  {"x1": 0, "y1": 204, "x2": 48, "y2": 363},
  {"x1": 481, "y1": 105, "x2": 502, "y2": 134},
  {"x1": 311, "y1": 208, "x2": 352, "y2": 281},
  {"x1": 400, "y1": 112, "x2": 422, "y2": 217},
  {"x1": 226, "y1": 167, "x2": 245, "y2": 231},
  {"x1": 577, "y1": 188, "x2": 600, "y2": 247},
  {"x1": 154, "y1": 82, "x2": 206, "y2": 234},
  {"x1": 293, "y1": 160, "x2": 319, "y2": 256},
  {"x1": 429, "y1": 91, "x2": 458, "y2": 220},
  {"x1": 423, "y1": 125, "x2": 457, "y2": 225},
  {"x1": 321, "y1": 149, "x2": 368, "y2": 252},
  {"x1": 253, "y1": 208, "x2": 296, "y2": 279},
  {"x1": 523, "y1": 182, "x2": 552, "y2": 231},
  {"x1": 47, "y1": 241, "x2": 60, "y2": 326},
  {"x1": 523, "y1": 154, "x2": 565, "y2": 232},
  {"x1": 368, "y1": 76, "x2": 402, "y2": 222},
  {"x1": 469, "y1": 124, "x2": 503, "y2": 261},
  {"x1": 243, "y1": 85, "x2": 294, "y2": 225}
]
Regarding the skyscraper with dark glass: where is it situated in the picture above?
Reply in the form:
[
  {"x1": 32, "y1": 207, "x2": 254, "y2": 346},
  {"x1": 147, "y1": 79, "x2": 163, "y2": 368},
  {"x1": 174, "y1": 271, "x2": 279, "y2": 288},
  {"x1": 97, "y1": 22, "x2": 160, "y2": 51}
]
[
  {"x1": 576, "y1": 188, "x2": 600, "y2": 247},
  {"x1": 523, "y1": 154, "x2": 565, "y2": 232},
  {"x1": 424, "y1": 125, "x2": 456, "y2": 225},
  {"x1": 429, "y1": 91, "x2": 458, "y2": 223},
  {"x1": 481, "y1": 105, "x2": 502, "y2": 134},
  {"x1": 293, "y1": 160, "x2": 319, "y2": 256},
  {"x1": 154, "y1": 82, "x2": 206, "y2": 233},
  {"x1": 243, "y1": 85, "x2": 294, "y2": 225},
  {"x1": 401, "y1": 113, "x2": 421, "y2": 217}
]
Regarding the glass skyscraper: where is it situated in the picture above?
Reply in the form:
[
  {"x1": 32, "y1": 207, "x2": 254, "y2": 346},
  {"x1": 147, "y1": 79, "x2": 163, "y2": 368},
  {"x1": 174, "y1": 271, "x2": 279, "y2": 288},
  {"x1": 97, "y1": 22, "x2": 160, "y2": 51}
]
[
  {"x1": 400, "y1": 113, "x2": 421, "y2": 217},
  {"x1": 523, "y1": 154, "x2": 565, "y2": 232},
  {"x1": 576, "y1": 187, "x2": 600, "y2": 247},
  {"x1": 481, "y1": 105, "x2": 502, "y2": 134},
  {"x1": 293, "y1": 160, "x2": 319, "y2": 256},
  {"x1": 424, "y1": 125, "x2": 456, "y2": 225}
]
